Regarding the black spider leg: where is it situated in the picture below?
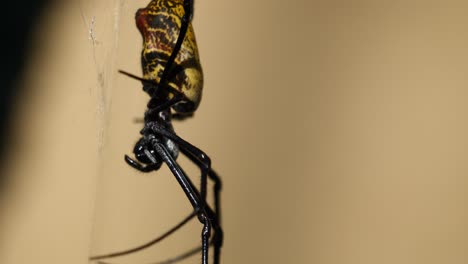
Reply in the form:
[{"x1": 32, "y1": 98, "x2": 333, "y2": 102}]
[
  {"x1": 125, "y1": 157, "x2": 161, "y2": 172},
  {"x1": 208, "y1": 169, "x2": 223, "y2": 264},
  {"x1": 179, "y1": 151, "x2": 223, "y2": 264},
  {"x1": 149, "y1": 124, "x2": 223, "y2": 264},
  {"x1": 148, "y1": 123, "x2": 218, "y2": 263},
  {"x1": 149, "y1": 123, "x2": 210, "y2": 200},
  {"x1": 150, "y1": 161, "x2": 222, "y2": 264},
  {"x1": 143, "y1": 169, "x2": 222, "y2": 264},
  {"x1": 151, "y1": 141, "x2": 211, "y2": 264},
  {"x1": 89, "y1": 211, "x2": 197, "y2": 261},
  {"x1": 150, "y1": 124, "x2": 211, "y2": 240}
]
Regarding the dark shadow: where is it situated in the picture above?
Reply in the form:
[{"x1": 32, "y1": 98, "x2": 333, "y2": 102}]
[{"x1": 0, "y1": 1, "x2": 51, "y2": 189}]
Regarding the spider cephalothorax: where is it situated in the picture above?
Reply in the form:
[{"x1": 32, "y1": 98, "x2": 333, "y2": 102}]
[{"x1": 127, "y1": 109, "x2": 179, "y2": 171}]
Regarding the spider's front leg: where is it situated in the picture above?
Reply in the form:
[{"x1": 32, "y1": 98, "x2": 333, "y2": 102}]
[
  {"x1": 148, "y1": 123, "x2": 223, "y2": 264},
  {"x1": 152, "y1": 142, "x2": 212, "y2": 264},
  {"x1": 124, "y1": 155, "x2": 160, "y2": 172}
]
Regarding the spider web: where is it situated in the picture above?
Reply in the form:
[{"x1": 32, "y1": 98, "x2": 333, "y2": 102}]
[
  {"x1": 0, "y1": 1, "x2": 128, "y2": 263},
  {"x1": 78, "y1": 0, "x2": 132, "y2": 261},
  {"x1": 78, "y1": 0, "x2": 124, "y2": 150}
]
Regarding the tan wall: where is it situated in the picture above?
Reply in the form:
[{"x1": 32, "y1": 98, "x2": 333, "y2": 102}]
[{"x1": 1, "y1": 1, "x2": 468, "y2": 264}]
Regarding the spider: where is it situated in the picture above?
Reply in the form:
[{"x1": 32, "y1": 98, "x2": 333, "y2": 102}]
[{"x1": 89, "y1": 0, "x2": 223, "y2": 264}]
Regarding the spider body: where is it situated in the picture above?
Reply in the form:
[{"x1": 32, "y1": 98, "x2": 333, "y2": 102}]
[{"x1": 89, "y1": 1, "x2": 223, "y2": 264}]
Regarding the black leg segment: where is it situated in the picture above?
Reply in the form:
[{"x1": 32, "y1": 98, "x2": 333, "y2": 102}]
[{"x1": 153, "y1": 142, "x2": 212, "y2": 264}]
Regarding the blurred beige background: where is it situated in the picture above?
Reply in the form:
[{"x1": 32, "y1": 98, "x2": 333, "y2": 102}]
[{"x1": 1, "y1": 1, "x2": 468, "y2": 264}]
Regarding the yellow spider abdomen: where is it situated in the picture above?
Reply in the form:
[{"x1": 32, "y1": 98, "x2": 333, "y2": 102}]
[{"x1": 136, "y1": 0, "x2": 203, "y2": 113}]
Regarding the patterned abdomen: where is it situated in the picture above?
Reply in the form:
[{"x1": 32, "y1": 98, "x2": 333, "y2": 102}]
[{"x1": 136, "y1": 0, "x2": 203, "y2": 113}]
